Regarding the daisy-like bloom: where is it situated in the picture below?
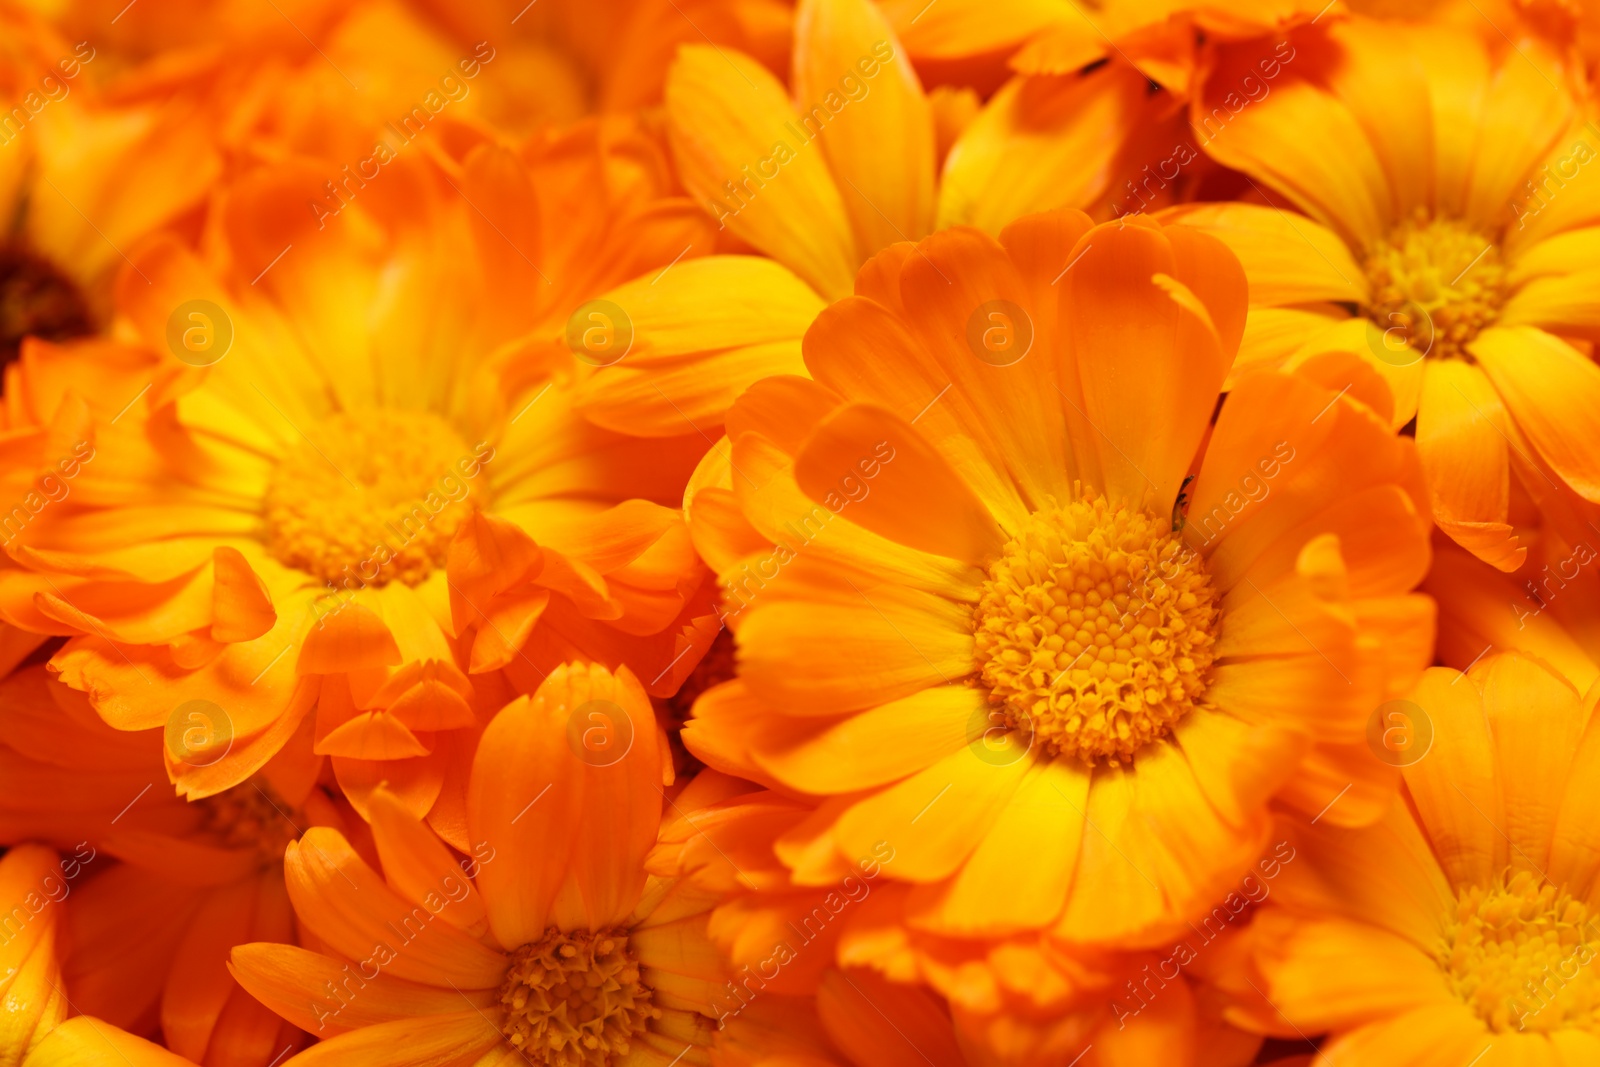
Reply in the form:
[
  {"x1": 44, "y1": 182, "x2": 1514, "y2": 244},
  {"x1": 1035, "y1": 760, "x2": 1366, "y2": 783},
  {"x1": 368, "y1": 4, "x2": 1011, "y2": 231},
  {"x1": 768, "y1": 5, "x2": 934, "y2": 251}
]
[
  {"x1": 1234, "y1": 652, "x2": 1600, "y2": 1064},
  {"x1": 0, "y1": 127, "x2": 715, "y2": 817},
  {"x1": 229, "y1": 662, "x2": 731, "y2": 1066},
  {"x1": 680, "y1": 209, "x2": 1436, "y2": 952},
  {"x1": 573, "y1": 0, "x2": 1173, "y2": 436},
  {"x1": 653, "y1": 777, "x2": 1271, "y2": 1066},
  {"x1": 1163, "y1": 17, "x2": 1600, "y2": 571},
  {"x1": 0, "y1": 664, "x2": 375, "y2": 1063}
]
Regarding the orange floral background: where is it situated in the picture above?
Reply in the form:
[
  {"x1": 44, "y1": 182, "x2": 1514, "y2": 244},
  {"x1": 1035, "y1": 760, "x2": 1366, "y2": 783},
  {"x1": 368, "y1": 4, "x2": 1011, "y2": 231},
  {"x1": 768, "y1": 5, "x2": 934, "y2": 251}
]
[{"x1": 1, "y1": 1, "x2": 1599, "y2": 1065}]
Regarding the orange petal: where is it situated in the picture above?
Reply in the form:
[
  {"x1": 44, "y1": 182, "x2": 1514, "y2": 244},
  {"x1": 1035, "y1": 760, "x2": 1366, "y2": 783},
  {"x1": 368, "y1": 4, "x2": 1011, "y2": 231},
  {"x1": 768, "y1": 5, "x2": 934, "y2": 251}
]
[
  {"x1": 368, "y1": 786, "x2": 490, "y2": 939},
  {"x1": 228, "y1": 943, "x2": 497, "y2": 1038},
  {"x1": 210, "y1": 546, "x2": 275, "y2": 643},
  {"x1": 17, "y1": 1015, "x2": 195, "y2": 1067},
  {"x1": 666, "y1": 46, "x2": 858, "y2": 300},
  {"x1": 1415, "y1": 359, "x2": 1522, "y2": 571},
  {"x1": 793, "y1": 402, "x2": 1004, "y2": 564},
  {"x1": 832, "y1": 742, "x2": 1033, "y2": 883},
  {"x1": 260, "y1": 1010, "x2": 502, "y2": 1067},
  {"x1": 794, "y1": 0, "x2": 934, "y2": 255},
  {"x1": 159, "y1": 876, "x2": 257, "y2": 1061},
  {"x1": 297, "y1": 602, "x2": 402, "y2": 675},
  {"x1": 0, "y1": 845, "x2": 67, "y2": 1058},
  {"x1": 465, "y1": 688, "x2": 578, "y2": 949},
  {"x1": 283, "y1": 829, "x2": 506, "y2": 989},
  {"x1": 1065, "y1": 219, "x2": 1227, "y2": 511},
  {"x1": 1158, "y1": 202, "x2": 1366, "y2": 307},
  {"x1": 548, "y1": 664, "x2": 664, "y2": 931},
  {"x1": 317, "y1": 671, "x2": 433, "y2": 760},
  {"x1": 1471, "y1": 326, "x2": 1600, "y2": 504},
  {"x1": 816, "y1": 968, "x2": 966, "y2": 1067}
]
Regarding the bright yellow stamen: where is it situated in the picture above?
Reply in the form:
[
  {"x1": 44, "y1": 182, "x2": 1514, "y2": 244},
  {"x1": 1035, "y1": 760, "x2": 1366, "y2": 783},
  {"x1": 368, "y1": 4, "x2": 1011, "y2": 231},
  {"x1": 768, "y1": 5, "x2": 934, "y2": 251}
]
[
  {"x1": 499, "y1": 928, "x2": 659, "y2": 1065},
  {"x1": 1438, "y1": 870, "x2": 1600, "y2": 1033},
  {"x1": 263, "y1": 410, "x2": 474, "y2": 586},
  {"x1": 1363, "y1": 211, "x2": 1506, "y2": 360},
  {"x1": 972, "y1": 493, "x2": 1219, "y2": 766}
]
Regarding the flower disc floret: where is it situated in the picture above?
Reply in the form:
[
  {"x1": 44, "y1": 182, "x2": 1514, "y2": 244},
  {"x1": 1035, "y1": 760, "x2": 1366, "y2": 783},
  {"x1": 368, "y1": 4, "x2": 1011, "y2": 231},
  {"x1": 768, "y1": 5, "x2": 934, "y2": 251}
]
[{"x1": 973, "y1": 493, "x2": 1219, "y2": 765}]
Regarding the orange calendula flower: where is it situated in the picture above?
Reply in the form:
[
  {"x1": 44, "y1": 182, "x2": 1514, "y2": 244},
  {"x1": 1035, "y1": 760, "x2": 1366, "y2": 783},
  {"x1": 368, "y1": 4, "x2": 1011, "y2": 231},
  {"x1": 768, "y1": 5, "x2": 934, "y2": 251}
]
[
  {"x1": 0, "y1": 665, "x2": 374, "y2": 1063},
  {"x1": 0, "y1": 126, "x2": 715, "y2": 820},
  {"x1": 229, "y1": 662, "x2": 730, "y2": 1066},
  {"x1": 573, "y1": 0, "x2": 1175, "y2": 437},
  {"x1": 1234, "y1": 652, "x2": 1600, "y2": 1063},
  {"x1": 682, "y1": 209, "x2": 1435, "y2": 949},
  {"x1": 1165, "y1": 16, "x2": 1600, "y2": 572}
]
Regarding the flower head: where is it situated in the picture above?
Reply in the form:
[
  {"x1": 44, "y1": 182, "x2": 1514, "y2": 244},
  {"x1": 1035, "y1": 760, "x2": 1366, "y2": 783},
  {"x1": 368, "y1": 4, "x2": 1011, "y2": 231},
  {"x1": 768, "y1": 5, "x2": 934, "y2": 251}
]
[
  {"x1": 230, "y1": 662, "x2": 730, "y2": 1066},
  {"x1": 1237, "y1": 653, "x2": 1600, "y2": 1060},
  {"x1": 1168, "y1": 15, "x2": 1600, "y2": 571},
  {"x1": 683, "y1": 208, "x2": 1435, "y2": 950}
]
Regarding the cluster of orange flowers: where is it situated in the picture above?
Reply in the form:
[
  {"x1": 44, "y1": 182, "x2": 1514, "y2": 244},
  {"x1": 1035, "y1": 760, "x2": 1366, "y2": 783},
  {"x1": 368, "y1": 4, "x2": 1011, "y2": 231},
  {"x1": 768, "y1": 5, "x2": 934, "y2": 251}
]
[{"x1": 2, "y1": 0, "x2": 1600, "y2": 1065}]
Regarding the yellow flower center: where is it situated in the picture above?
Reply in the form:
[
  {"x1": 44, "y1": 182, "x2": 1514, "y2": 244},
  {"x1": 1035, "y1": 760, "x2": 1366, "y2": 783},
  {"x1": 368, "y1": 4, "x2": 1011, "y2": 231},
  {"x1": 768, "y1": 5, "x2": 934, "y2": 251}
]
[
  {"x1": 1438, "y1": 870, "x2": 1600, "y2": 1033},
  {"x1": 1363, "y1": 211, "x2": 1506, "y2": 360},
  {"x1": 263, "y1": 410, "x2": 476, "y2": 587},
  {"x1": 499, "y1": 927, "x2": 659, "y2": 1065},
  {"x1": 196, "y1": 780, "x2": 299, "y2": 862},
  {"x1": 972, "y1": 494, "x2": 1219, "y2": 766}
]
